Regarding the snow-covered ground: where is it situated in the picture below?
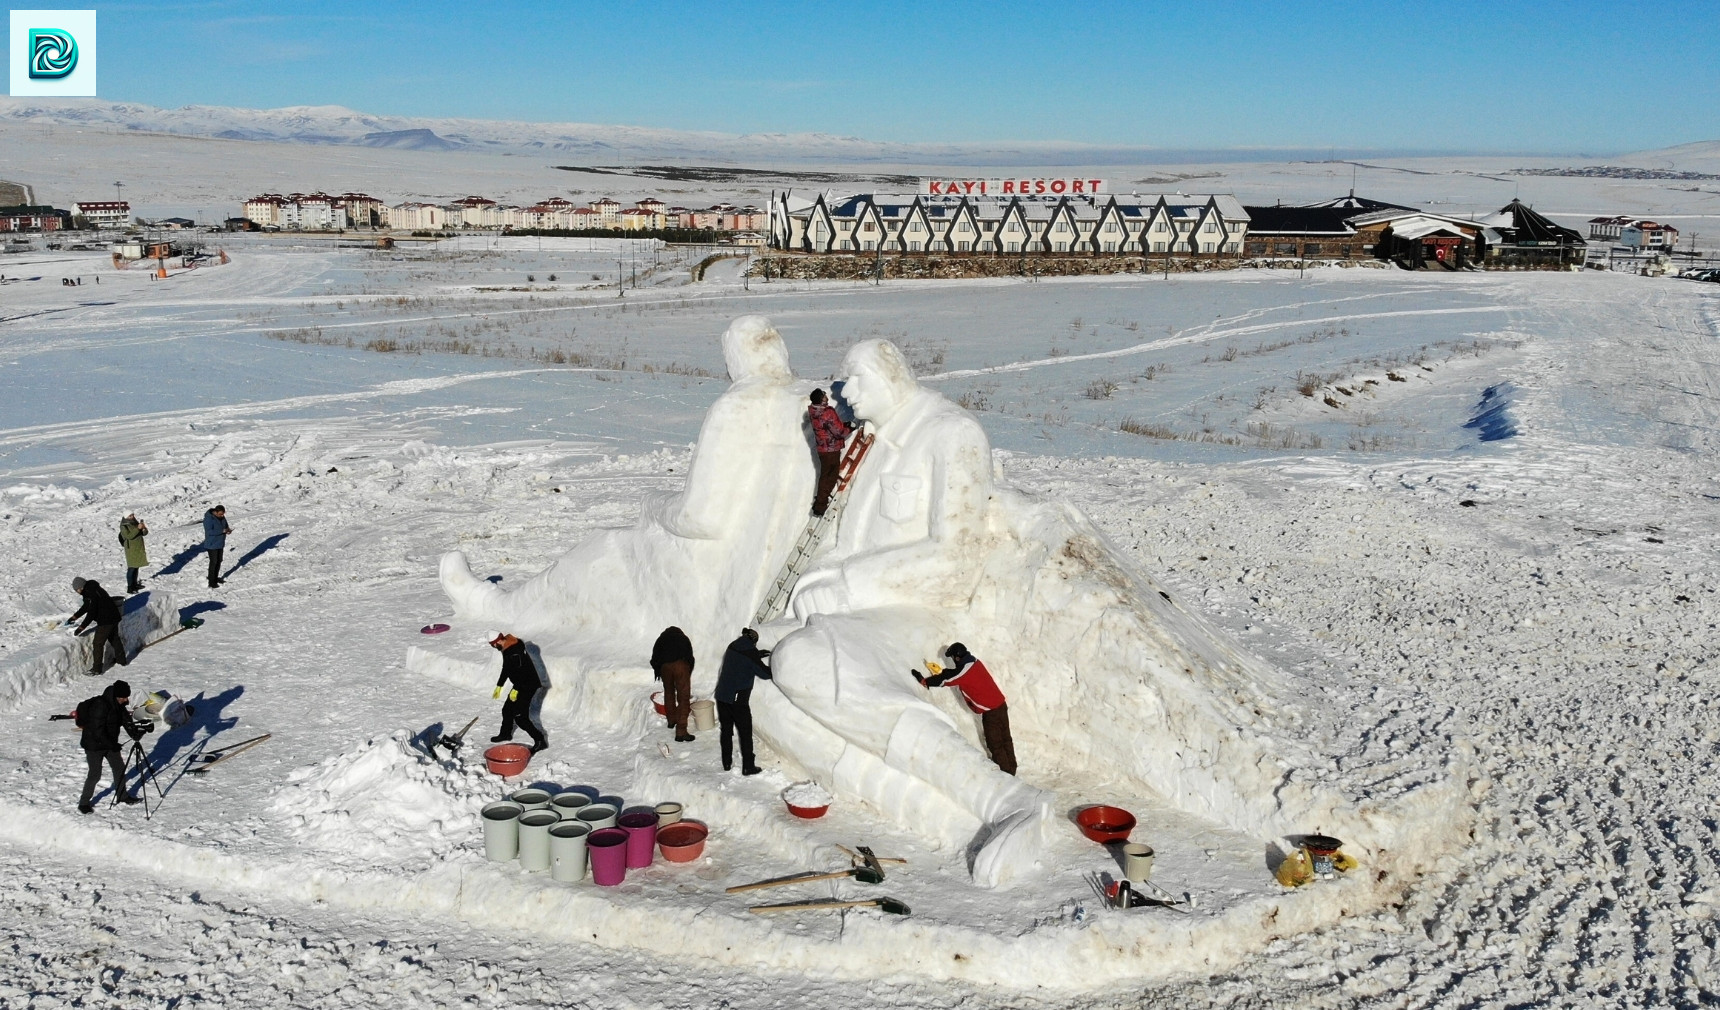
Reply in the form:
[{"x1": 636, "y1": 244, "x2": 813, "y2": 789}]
[{"x1": 1, "y1": 235, "x2": 1717, "y2": 1007}]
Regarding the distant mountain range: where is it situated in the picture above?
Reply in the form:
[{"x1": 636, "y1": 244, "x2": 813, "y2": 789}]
[{"x1": 0, "y1": 97, "x2": 1492, "y2": 167}]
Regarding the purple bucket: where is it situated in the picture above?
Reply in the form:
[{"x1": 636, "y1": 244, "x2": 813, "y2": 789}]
[
  {"x1": 619, "y1": 810, "x2": 660, "y2": 868},
  {"x1": 587, "y1": 828, "x2": 630, "y2": 886}
]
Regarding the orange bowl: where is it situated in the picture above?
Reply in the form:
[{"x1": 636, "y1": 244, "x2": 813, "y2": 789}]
[
  {"x1": 786, "y1": 801, "x2": 829, "y2": 819},
  {"x1": 657, "y1": 821, "x2": 709, "y2": 862},
  {"x1": 483, "y1": 743, "x2": 532, "y2": 777},
  {"x1": 651, "y1": 691, "x2": 666, "y2": 716},
  {"x1": 1075, "y1": 804, "x2": 1136, "y2": 844}
]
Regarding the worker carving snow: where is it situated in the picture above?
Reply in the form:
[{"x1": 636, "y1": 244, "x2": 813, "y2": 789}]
[{"x1": 438, "y1": 315, "x2": 815, "y2": 675}]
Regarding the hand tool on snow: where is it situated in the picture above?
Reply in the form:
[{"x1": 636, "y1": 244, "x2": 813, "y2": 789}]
[
  {"x1": 749, "y1": 896, "x2": 911, "y2": 916},
  {"x1": 834, "y1": 843, "x2": 905, "y2": 866},
  {"x1": 133, "y1": 616, "x2": 204, "y2": 655},
  {"x1": 187, "y1": 733, "x2": 271, "y2": 773},
  {"x1": 724, "y1": 864, "x2": 885, "y2": 893},
  {"x1": 433, "y1": 716, "x2": 480, "y2": 756}
]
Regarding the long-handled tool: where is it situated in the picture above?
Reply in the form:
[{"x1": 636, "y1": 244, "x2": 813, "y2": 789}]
[
  {"x1": 187, "y1": 733, "x2": 271, "y2": 774},
  {"x1": 134, "y1": 616, "x2": 205, "y2": 656},
  {"x1": 725, "y1": 865, "x2": 884, "y2": 894},
  {"x1": 833, "y1": 843, "x2": 906, "y2": 866},
  {"x1": 433, "y1": 716, "x2": 480, "y2": 757},
  {"x1": 749, "y1": 897, "x2": 911, "y2": 916}
]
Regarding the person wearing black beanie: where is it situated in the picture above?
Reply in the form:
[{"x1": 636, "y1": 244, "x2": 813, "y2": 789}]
[{"x1": 74, "y1": 679, "x2": 145, "y2": 813}]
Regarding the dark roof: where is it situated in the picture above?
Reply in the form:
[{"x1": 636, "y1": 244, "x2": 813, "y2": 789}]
[
  {"x1": 1304, "y1": 194, "x2": 1417, "y2": 213},
  {"x1": 1493, "y1": 199, "x2": 1583, "y2": 246},
  {"x1": 1241, "y1": 205, "x2": 1358, "y2": 236}
]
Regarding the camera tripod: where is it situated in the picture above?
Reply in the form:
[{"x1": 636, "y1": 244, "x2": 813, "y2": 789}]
[{"x1": 116, "y1": 735, "x2": 164, "y2": 820}]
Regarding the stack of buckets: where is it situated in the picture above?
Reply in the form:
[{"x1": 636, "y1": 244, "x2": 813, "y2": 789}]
[{"x1": 482, "y1": 787, "x2": 678, "y2": 886}]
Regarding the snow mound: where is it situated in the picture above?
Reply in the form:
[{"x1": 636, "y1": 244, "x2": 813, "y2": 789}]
[
  {"x1": 1464, "y1": 383, "x2": 1520, "y2": 442},
  {"x1": 273, "y1": 730, "x2": 495, "y2": 863}
]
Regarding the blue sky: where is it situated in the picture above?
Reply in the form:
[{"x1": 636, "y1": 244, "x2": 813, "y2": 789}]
[{"x1": 41, "y1": 1, "x2": 1720, "y2": 153}]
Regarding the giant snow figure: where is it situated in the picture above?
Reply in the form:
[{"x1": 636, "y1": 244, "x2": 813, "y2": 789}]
[
  {"x1": 439, "y1": 319, "x2": 1433, "y2": 889},
  {"x1": 438, "y1": 315, "x2": 814, "y2": 672}
]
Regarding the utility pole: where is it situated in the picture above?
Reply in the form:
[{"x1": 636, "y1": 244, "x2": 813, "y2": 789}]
[{"x1": 113, "y1": 181, "x2": 123, "y2": 203}]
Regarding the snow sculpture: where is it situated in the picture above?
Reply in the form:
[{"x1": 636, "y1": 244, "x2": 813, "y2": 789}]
[
  {"x1": 755, "y1": 338, "x2": 1371, "y2": 887},
  {"x1": 436, "y1": 320, "x2": 1436, "y2": 891},
  {"x1": 438, "y1": 315, "x2": 814, "y2": 672}
]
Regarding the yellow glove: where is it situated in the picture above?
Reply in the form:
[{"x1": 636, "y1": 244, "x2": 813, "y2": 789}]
[
  {"x1": 509, "y1": 689, "x2": 519, "y2": 702},
  {"x1": 924, "y1": 661, "x2": 943, "y2": 676},
  {"x1": 493, "y1": 686, "x2": 503, "y2": 699},
  {"x1": 1332, "y1": 850, "x2": 1358, "y2": 872}
]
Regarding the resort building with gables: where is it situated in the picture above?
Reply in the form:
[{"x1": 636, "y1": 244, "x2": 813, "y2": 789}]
[{"x1": 769, "y1": 189, "x2": 1250, "y2": 257}]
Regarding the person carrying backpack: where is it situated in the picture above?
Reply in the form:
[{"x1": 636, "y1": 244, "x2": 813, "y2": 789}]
[
  {"x1": 119, "y1": 512, "x2": 149, "y2": 594},
  {"x1": 74, "y1": 679, "x2": 148, "y2": 813}
]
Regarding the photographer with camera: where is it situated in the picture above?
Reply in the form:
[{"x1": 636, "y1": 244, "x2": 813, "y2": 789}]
[{"x1": 73, "y1": 679, "x2": 152, "y2": 814}]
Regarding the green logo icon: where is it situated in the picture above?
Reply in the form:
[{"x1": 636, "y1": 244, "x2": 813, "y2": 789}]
[{"x1": 28, "y1": 29, "x2": 79, "y2": 80}]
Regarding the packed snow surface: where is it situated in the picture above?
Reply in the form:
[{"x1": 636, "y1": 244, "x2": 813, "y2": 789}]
[{"x1": 0, "y1": 234, "x2": 1716, "y2": 1007}]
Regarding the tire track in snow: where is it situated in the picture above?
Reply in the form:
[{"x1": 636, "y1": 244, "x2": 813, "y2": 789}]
[{"x1": 922, "y1": 306, "x2": 1510, "y2": 381}]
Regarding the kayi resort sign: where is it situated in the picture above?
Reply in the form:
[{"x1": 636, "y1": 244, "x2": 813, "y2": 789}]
[{"x1": 920, "y1": 178, "x2": 1110, "y2": 197}]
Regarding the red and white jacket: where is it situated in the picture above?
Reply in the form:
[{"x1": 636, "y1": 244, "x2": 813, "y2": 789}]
[{"x1": 925, "y1": 657, "x2": 1006, "y2": 713}]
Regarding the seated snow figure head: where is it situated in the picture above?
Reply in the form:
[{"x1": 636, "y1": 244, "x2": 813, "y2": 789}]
[
  {"x1": 721, "y1": 314, "x2": 792, "y2": 381},
  {"x1": 838, "y1": 338, "x2": 917, "y2": 425}
]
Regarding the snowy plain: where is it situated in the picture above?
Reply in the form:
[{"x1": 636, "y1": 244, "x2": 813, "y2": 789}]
[{"x1": 1, "y1": 210, "x2": 1719, "y2": 1004}]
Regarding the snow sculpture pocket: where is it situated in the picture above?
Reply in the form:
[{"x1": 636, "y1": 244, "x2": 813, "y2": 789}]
[{"x1": 878, "y1": 473, "x2": 921, "y2": 523}]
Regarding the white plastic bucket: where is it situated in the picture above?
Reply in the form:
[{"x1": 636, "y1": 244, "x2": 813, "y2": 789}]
[
  {"x1": 551, "y1": 792, "x2": 591, "y2": 819},
  {"x1": 550, "y1": 821, "x2": 592, "y2": 882},
  {"x1": 481, "y1": 801, "x2": 524, "y2": 862},
  {"x1": 518, "y1": 810, "x2": 559, "y2": 872},
  {"x1": 576, "y1": 803, "x2": 618, "y2": 831},
  {"x1": 510, "y1": 788, "x2": 552, "y2": 810},
  {"x1": 654, "y1": 801, "x2": 683, "y2": 825},
  {"x1": 689, "y1": 699, "x2": 716, "y2": 731},
  {"x1": 1122, "y1": 842, "x2": 1155, "y2": 881}
]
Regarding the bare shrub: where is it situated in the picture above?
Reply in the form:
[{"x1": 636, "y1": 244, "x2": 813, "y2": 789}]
[
  {"x1": 1118, "y1": 417, "x2": 1176, "y2": 438},
  {"x1": 1084, "y1": 378, "x2": 1119, "y2": 400},
  {"x1": 365, "y1": 338, "x2": 400, "y2": 352},
  {"x1": 1220, "y1": 346, "x2": 1238, "y2": 362},
  {"x1": 957, "y1": 389, "x2": 991, "y2": 411}
]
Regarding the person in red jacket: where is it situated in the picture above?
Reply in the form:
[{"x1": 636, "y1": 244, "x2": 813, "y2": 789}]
[
  {"x1": 807, "y1": 388, "x2": 853, "y2": 516},
  {"x1": 914, "y1": 642, "x2": 1017, "y2": 775}
]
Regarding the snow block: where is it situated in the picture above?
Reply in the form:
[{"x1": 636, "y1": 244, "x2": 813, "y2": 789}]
[{"x1": 0, "y1": 590, "x2": 178, "y2": 712}]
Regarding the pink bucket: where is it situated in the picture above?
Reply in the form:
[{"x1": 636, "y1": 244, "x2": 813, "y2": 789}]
[
  {"x1": 587, "y1": 828, "x2": 629, "y2": 886},
  {"x1": 618, "y1": 810, "x2": 659, "y2": 868}
]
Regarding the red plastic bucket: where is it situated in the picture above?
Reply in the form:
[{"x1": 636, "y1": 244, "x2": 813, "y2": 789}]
[
  {"x1": 657, "y1": 820, "x2": 708, "y2": 862},
  {"x1": 483, "y1": 743, "x2": 532, "y2": 778},
  {"x1": 587, "y1": 827, "x2": 629, "y2": 886},
  {"x1": 618, "y1": 810, "x2": 659, "y2": 868}
]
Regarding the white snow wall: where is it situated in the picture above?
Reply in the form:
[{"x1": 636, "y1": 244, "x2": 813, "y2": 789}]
[{"x1": 0, "y1": 591, "x2": 179, "y2": 711}]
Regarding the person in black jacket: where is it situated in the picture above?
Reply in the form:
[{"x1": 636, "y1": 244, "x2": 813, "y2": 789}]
[
  {"x1": 487, "y1": 632, "x2": 548, "y2": 753},
  {"x1": 69, "y1": 577, "x2": 129, "y2": 676},
  {"x1": 714, "y1": 628, "x2": 772, "y2": 774},
  {"x1": 650, "y1": 626, "x2": 696, "y2": 742},
  {"x1": 75, "y1": 679, "x2": 146, "y2": 813}
]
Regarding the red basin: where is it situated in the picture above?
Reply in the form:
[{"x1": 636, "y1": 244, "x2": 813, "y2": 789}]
[
  {"x1": 1075, "y1": 804, "x2": 1136, "y2": 844},
  {"x1": 483, "y1": 743, "x2": 532, "y2": 778}
]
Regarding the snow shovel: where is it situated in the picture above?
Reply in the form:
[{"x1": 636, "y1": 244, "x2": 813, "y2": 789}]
[
  {"x1": 725, "y1": 865, "x2": 885, "y2": 894},
  {"x1": 749, "y1": 896, "x2": 911, "y2": 916},
  {"x1": 187, "y1": 733, "x2": 271, "y2": 774},
  {"x1": 433, "y1": 716, "x2": 480, "y2": 756}
]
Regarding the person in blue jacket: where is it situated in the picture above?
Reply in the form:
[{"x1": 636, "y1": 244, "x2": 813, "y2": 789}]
[
  {"x1": 714, "y1": 628, "x2": 772, "y2": 775},
  {"x1": 202, "y1": 505, "x2": 230, "y2": 589}
]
